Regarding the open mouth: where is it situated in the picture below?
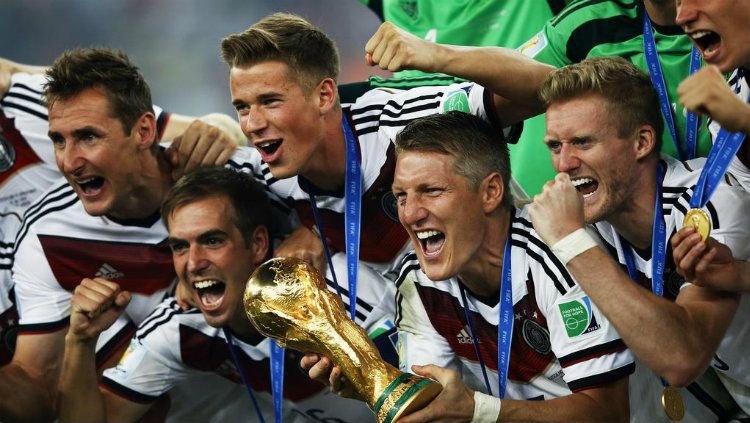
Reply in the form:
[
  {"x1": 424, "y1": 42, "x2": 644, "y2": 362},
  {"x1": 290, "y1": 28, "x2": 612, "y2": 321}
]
[
  {"x1": 416, "y1": 229, "x2": 445, "y2": 257},
  {"x1": 193, "y1": 279, "x2": 226, "y2": 311},
  {"x1": 571, "y1": 177, "x2": 599, "y2": 199},
  {"x1": 76, "y1": 176, "x2": 105, "y2": 196},
  {"x1": 690, "y1": 30, "x2": 722, "y2": 58},
  {"x1": 257, "y1": 139, "x2": 282, "y2": 156}
]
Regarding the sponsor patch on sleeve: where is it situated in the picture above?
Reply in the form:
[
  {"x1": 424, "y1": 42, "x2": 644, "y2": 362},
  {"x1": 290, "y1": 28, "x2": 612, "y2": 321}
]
[
  {"x1": 517, "y1": 32, "x2": 548, "y2": 58},
  {"x1": 557, "y1": 295, "x2": 601, "y2": 339},
  {"x1": 442, "y1": 89, "x2": 471, "y2": 113}
]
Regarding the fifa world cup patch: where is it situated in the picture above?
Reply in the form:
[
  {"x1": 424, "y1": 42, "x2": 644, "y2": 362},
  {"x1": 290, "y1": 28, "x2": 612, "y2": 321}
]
[
  {"x1": 557, "y1": 295, "x2": 601, "y2": 339},
  {"x1": 517, "y1": 32, "x2": 548, "y2": 59},
  {"x1": 110, "y1": 339, "x2": 147, "y2": 380}
]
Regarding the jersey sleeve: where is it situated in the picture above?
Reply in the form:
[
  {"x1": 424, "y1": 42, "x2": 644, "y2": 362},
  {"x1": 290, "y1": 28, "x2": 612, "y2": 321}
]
[
  {"x1": 394, "y1": 257, "x2": 458, "y2": 373},
  {"x1": 12, "y1": 226, "x2": 71, "y2": 332},
  {"x1": 360, "y1": 81, "x2": 520, "y2": 144},
  {"x1": 535, "y1": 263, "x2": 635, "y2": 393},
  {"x1": 101, "y1": 303, "x2": 188, "y2": 403}
]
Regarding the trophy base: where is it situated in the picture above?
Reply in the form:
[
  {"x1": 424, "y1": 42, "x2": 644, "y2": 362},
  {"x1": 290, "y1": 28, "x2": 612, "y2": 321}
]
[{"x1": 372, "y1": 373, "x2": 443, "y2": 423}]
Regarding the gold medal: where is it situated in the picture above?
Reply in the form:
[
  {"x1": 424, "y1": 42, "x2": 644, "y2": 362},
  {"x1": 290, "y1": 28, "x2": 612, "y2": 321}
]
[
  {"x1": 683, "y1": 208, "x2": 711, "y2": 241},
  {"x1": 661, "y1": 386, "x2": 685, "y2": 421}
]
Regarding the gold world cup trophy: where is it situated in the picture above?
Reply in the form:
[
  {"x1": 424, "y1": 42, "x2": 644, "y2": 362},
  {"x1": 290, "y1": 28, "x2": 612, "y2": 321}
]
[{"x1": 244, "y1": 257, "x2": 442, "y2": 423}]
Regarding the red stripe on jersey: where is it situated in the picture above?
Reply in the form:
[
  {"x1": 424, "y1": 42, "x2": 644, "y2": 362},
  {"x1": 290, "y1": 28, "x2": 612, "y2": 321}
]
[
  {"x1": 0, "y1": 111, "x2": 44, "y2": 186},
  {"x1": 179, "y1": 325, "x2": 325, "y2": 401},
  {"x1": 416, "y1": 271, "x2": 556, "y2": 383},
  {"x1": 294, "y1": 143, "x2": 408, "y2": 264},
  {"x1": 39, "y1": 235, "x2": 175, "y2": 294}
]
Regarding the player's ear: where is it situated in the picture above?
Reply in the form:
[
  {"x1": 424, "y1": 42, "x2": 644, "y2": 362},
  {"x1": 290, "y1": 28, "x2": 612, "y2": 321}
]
[
  {"x1": 316, "y1": 78, "x2": 337, "y2": 114},
  {"x1": 634, "y1": 124, "x2": 657, "y2": 160},
  {"x1": 250, "y1": 225, "x2": 269, "y2": 265},
  {"x1": 481, "y1": 172, "x2": 505, "y2": 213},
  {"x1": 133, "y1": 112, "x2": 157, "y2": 151}
]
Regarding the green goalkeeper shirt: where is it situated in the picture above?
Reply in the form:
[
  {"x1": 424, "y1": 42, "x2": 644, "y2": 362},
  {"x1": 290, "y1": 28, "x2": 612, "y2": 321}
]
[{"x1": 512, "y1": 0, "x2": 711, "y2": 195}]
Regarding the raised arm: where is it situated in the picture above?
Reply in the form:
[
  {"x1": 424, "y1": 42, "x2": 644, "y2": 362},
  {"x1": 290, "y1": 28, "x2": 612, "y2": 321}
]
[
  {"x1": 59, "y1": 277, "x2": 150, "y2": 423},
  {"x1": 364, "y1": 22, "x2": 554, "y2": 124}
]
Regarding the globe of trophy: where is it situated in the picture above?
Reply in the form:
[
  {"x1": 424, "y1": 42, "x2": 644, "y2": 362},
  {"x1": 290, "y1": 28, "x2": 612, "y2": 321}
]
[{"x1": 244, "y1": 257, "x2": 442, "y2": 423}]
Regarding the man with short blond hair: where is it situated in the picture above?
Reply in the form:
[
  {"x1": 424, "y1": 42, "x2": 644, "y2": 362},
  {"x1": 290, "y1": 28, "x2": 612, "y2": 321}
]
[
  {"x1": 529, "y1": 56, "x2": 750, "y2": 422},
  {"x1": 219, "y1": 13, "x2": 521, "y2": 281}
]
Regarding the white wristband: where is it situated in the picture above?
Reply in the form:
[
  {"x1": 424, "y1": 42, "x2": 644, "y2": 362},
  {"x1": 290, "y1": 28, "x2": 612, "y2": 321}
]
[
  {"x1": 472, "y1": 391, "x2": 501, "y2": 423},
  {"x1": 551, "y1": 227, "x2": 599, "y2": 266}
]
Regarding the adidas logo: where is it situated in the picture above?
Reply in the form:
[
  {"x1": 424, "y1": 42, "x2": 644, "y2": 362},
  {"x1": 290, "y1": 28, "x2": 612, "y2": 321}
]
[
  {"x1": 96, "y1": 263, "x2": 124, "y2": 280},
  {"x1": 456, "y1": 325, "x2": 476, "y2": 345}
]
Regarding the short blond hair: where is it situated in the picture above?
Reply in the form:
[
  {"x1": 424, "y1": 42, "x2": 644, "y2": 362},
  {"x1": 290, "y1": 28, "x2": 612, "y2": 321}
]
[
  {"x1": 540, "y1": 56, "x2": 663, "y2": 151},
  {"x1": 220, "y1": 13, "x2": 340, "y2": 93}
]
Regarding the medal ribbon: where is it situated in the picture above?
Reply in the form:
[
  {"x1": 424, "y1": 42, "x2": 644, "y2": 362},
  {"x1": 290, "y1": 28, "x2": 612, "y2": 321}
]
[
  {"x1": 689, "y1": 75, "x2": 749, "y2": 209},
  {"x1": 223, "y1": 328, "x2": 267, "y2": 423},
  {"x1": 643, "y1": 13, "x2": 701, "y2": 160},
  {"x1": 305, "y1": 113, "x2": 362, "y2": 321},
  {"x1": 618, "y1": 164, "x2": 673, "y2": 393},
  {"x1": 343, "y1": 112, "x2": 362, "y2": 322},
  {"x1": 620, "y1": 162, "x2": 666, "y2": 297},
  {"x1": 459, "y1": 211, "x2": 514, "y2": 398}
]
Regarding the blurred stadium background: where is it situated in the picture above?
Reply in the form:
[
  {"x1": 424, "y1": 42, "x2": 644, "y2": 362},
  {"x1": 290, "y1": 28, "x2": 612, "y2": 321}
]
[{"x1": 0, "y1": 0, "x2": 390, "y2": 116}]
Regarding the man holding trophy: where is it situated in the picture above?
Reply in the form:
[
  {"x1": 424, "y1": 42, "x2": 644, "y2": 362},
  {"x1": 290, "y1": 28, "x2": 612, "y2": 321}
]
[
  {"x1": 58, "y1": 167, "x2": 397, "y2": 422},
  {"x1": 298, "y1": 112, "x2": 634, "y2": 422}
]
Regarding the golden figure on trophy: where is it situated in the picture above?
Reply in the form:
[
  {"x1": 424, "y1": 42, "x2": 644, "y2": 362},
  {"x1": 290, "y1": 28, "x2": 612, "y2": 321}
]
[{"x1": 244, "y1": 257, "x2": 441, "y2": 423}]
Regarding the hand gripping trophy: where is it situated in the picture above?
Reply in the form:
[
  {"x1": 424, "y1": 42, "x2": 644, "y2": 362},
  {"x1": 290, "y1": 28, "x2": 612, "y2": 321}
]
[{"x1": 244, "y1": 257, "x2": 441, "y2": 423}]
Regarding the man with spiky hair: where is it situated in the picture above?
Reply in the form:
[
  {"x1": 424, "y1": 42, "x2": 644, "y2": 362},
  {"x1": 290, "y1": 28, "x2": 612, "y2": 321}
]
[{"x1": 0, "y1": 54, "x2": 242, "y2": 369}]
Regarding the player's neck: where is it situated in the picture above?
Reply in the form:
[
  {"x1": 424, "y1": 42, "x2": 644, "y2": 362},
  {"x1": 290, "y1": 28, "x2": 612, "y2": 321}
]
[
  {"x1": 302, "y1": 109, "x2": 347, "y2": 191},
  {"x1": 228, "y1": 311, "x2": 260, "y2": 341},
  {"x1": 644, "y1": 0, "x2": 677, "y2": 27},
  {"x1": 457, "y1": 207, "x2": 511, "y2": 297},
  {"x1": 106, "y1": 150, "x2": 172, "y2": 221},
  {"x1": 607, "y1": 163, "x2": 659, "y2": 250}
]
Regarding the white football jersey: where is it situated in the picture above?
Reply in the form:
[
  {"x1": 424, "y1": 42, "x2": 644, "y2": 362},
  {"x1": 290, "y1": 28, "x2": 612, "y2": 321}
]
[
  {"x1": 247, "y1": 82, "x2": 520, "y2": 279},
  {"x1": 396, "y1": 206, "x2": 634, "y2": 402},
  {"x1": 594, "y1": 155, "x2": 750, "y2": 418},
  {"x1": 103, "y1": 253, "x2": 396, "y2": 422}
]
